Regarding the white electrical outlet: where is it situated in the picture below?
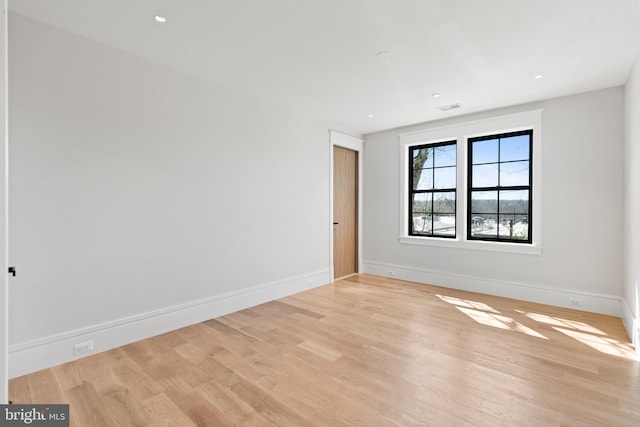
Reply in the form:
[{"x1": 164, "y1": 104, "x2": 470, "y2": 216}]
[
  {"x1": 74, "y1": 340, "x2": 94, "y2": 356},
  {"x1": 569, "y1": 299, "x2": 581, "y2": 307},
  {"x1": 388, "y1": 270, "x2": 394, "y2": 276}
]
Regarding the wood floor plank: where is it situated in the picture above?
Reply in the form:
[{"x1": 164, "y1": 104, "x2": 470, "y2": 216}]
[
  {"x1": 65, "y1": 382, "x2": 115, "y2": 427},
  {"x1": 9, "y1": 274, "x2": 640, "y2": 426},
  {"x1": 8, "y1": 375, "x2": 31, "y2": 404},
  {"x1": 141, "y1": 392, "x2": 197, "y2": 427},
  {"x1": 25, "y1": 369, "x2": 66, "y2": 404},
  {"x1": 196, "y1": 380, "x2": 278, "y2": 427}
]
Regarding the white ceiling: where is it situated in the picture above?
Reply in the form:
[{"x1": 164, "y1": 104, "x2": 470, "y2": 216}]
[{"x1": 9, "y1": 0, "x2": 640, "y2": 135}]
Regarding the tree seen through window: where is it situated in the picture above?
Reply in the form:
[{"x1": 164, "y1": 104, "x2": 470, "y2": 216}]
[{"x1": 409, "y1": 141, "x2": 457, "y2": 237}]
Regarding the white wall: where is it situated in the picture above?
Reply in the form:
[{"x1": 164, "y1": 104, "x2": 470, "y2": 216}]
[
  {"x1": 8, "y1": 14, "x2": 331, "y2": 376},
  {"x1": 624, "y1": 55, "x2": 640, "y2": 346},
  {"x1": 364, "y1": 87, "x2": 625, "y2": 315},
  {"x1": 0, "y1": 0, "x2": 8, "y2": 402}
]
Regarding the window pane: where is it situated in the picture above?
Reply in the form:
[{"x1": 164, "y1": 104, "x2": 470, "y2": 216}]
[
  {"x1": 499, "y1": 190, "x2": 529, "y2": 214},
  {"x1": 472, "y1": 164, "x2": 498, "y2": 187},
  {"x1": 466, "y1": 130, "x2": 532, "y2": 243},
  {"x1": 412, "y1": 213, "x2": 432, "y2": 234},
  {"x1": 414, "y1": 168, "x2": 433, "y2": 190},
  {"x1": 409, "y1": 141, "x2": 457, "y2": 238},
  {"x1": 412, "y1": 147, "x2": 433, "y2": 169},
  {"x1": 470, "y1": 215, "x2": 487, "y2": 228},
  {"x1": 472, "y1": 138, "x2": 498, "y2": 164},
  {"x1": 498, "y1": 215, "x2": 528, "y2": 241},
  {"x1": 500, "y1": 161, "x2": 529, "y2": 186},
  {"x1": 434, "y1": 144, "x2": 456, "y2": 167},
  {"x1": 434, "y1": 166, "x2": 456, "y2": 189},
  {"x1": 412, "y1": 193, "x2": 432, "y2": 214},
  {"x1": 434, "y1": 192, "x2": 455, "y2": 214},
  {"x1": 500, "y1": 134, "x2": 530, "y2": 162},
  {"x1": 498, "y1": 215, "x2": 515, "y2": 237},
  {"x1": 412, "y1": 193, "x2": 432, "y2": 235},
  {"x1": 433, "y1": 214, "x2": 455, "y2": 236},
  {"x1": 471, "y1": 191, "x2": 497, "y2": 213},
  {"x1": 470, "y1": 214, "x2": 497, "y2": 239}
]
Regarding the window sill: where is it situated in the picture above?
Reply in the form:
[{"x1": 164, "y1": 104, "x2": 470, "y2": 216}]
[{"x1": 399, "y1": 236, "x2": 543, "y2": 255}]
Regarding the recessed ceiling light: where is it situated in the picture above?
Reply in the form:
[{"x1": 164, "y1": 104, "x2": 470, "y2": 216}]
[
  {"x1": 154, "y1": 15, "x2": 167, "y2": 23},
  {"x1": 432, "y1": 93, "x2": 441, "y2": 98},
  {"x1": 368, "y1": 114, "x2": 374, "y2": 118},
  {"x1": 534, "y1": 74, "x2": 544, "y2": 80}
]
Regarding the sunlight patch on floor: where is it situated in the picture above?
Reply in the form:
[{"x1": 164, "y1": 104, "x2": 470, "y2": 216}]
[
  {"x1": 455, "y1": 306, "x2": 548, "y2": 339},
  {"x1": 553, "y1": 327, "x2": 638, "y2": 359},
  {"x1": 436, "y1": 294, "x2": 639, "y2": 358},
  {"x1": 436, "y1": 295, "x2": 500, "y2": 313},
  {"x1": 520, "y1": 311, "x2": 605, "y2": 335}
]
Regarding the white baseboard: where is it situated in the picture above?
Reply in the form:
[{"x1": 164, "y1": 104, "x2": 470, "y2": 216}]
[
  {"x1": 9, "y1": 269, "x2": 331, "y2": 378},
  {"x1": 364, "y1": 260, "x2": 622, "y2": 317}
]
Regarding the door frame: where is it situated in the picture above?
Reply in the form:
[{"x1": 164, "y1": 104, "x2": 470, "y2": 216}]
[{"x1": 329, "y1": 130, "x2": 363, "y2": 282}]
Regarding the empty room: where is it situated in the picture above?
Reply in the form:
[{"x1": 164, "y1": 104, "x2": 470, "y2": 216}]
[{"x1": 1, "y1": 0, "x2": 640, "y2": 426}]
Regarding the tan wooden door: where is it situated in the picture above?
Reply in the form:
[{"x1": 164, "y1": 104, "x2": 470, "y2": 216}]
[{"x1": 333, "y1": 146, "x2": 358, "y2": 279}]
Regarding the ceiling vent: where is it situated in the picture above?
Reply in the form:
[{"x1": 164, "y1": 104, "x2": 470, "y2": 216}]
[{"x1": 440, "y1": 103, "x2": 461, "y2": 111}]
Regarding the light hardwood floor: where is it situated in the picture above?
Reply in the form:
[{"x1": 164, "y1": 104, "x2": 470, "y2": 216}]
[{"x1": 9, "y1": 274, "x2": 640, "y2": 426}]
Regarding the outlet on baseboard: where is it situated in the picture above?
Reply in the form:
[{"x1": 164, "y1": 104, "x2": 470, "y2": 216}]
[
  {"x1": 73, "y1": 340, "x2": 94, "y2": 356},
  {"x1": 569, "y1": 298, "x2": 582, "y2": 307},
  {"x1": 388, "y1": 270, "x2": 395, "y2": 276}
]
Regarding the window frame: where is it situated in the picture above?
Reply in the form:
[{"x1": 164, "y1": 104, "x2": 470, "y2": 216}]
[
  {"x1": 398, "y1": 109, "x2": 543, "y2": 255},
  {"x1": 467, "y1": 129, "x2": 533, "y2": 244},
  {"x1": 408, "y1": 140, "x2": 457, "y2": 238}
]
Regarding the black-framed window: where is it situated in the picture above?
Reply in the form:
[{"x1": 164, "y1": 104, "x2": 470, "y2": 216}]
[
  {"x1": 409, "y1": 141, "x2": 457, "y2": 238},
  {"x1": 467, "y1": 130, "x2": 532, "y2": 243}
]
